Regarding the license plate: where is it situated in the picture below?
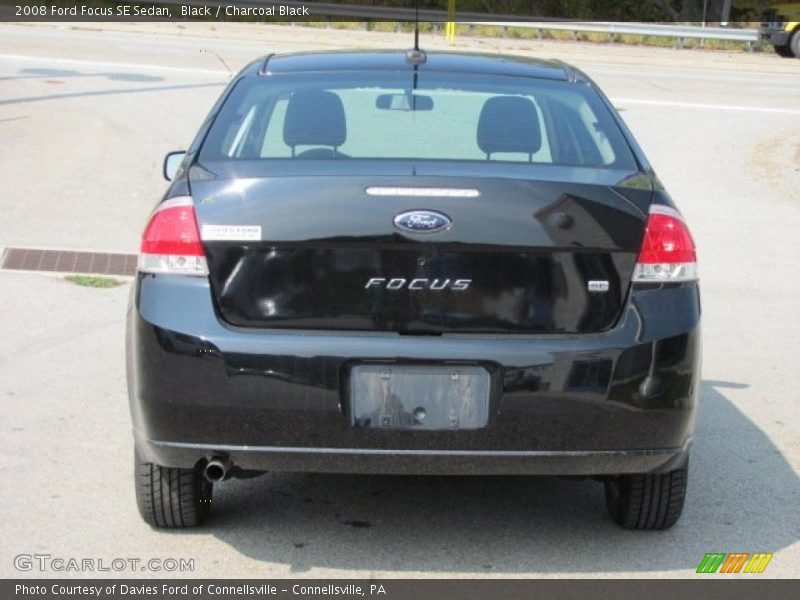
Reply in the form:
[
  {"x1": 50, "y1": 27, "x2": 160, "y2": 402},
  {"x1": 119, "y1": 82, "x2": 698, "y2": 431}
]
[{"x1": 350, "y1": 365, "x2": 490, "y2": 430}]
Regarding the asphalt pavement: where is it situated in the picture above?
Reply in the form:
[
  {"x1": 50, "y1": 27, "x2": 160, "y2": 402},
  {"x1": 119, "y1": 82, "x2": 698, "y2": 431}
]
[{"x1": 0, "y1": 22, "x2": 798, "y2": 578}]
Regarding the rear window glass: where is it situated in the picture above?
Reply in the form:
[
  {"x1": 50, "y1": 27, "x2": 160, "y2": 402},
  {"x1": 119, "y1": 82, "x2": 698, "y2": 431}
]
[{"x1": 200, "y1": 71, "x2": 635, "y2": 169}]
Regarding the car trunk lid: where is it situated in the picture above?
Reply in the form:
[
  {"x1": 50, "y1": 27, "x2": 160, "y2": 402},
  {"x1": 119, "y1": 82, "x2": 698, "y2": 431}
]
[{"x1": 191, "y1": 169, "x2": 650, "y2": 334}]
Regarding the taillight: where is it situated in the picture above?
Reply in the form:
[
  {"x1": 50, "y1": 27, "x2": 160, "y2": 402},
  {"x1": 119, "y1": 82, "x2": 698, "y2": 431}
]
[
  {"x1": 632, "y1": 204, "x2": 697, "y2": 283},
  {"x1": 138, "y1": 196, "x2": 208, "y2": 276}
]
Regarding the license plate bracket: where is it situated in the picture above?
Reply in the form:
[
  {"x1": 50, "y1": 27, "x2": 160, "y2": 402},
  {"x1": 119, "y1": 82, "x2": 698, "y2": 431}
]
[{"x1": 349, "y1": 364, "x2": 491, "y2": 430}]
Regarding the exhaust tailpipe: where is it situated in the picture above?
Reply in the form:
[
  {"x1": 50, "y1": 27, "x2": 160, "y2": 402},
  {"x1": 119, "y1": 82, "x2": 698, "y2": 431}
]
[{"x1": 203, "y1": 457, "x2": 231, "y2": 483}]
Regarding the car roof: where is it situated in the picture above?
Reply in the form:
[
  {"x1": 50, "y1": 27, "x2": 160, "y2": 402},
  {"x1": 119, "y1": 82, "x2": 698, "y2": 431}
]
[{"x1": 254, "y1": 51, "x2": 579, "y2": 82}]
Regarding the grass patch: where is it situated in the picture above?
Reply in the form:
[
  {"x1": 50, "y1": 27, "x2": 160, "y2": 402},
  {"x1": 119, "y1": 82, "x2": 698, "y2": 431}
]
[
  {"x1": 330, "y1": 21, "x2": 363, "y2": 30},
  {"x1": 64, "y1": 275, "x2": 122, "y2": 288},
  {"x1": 370, "y1": 21, "x2": 401, "y2": 33}
]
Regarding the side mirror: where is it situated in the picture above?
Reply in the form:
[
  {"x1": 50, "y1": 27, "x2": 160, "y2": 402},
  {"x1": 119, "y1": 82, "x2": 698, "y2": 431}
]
[{"x1": 163, "y1": 151, "x2": 187, "y2": 181}]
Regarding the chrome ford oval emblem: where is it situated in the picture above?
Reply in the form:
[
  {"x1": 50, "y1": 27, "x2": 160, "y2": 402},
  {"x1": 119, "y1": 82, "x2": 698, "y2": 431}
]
[{"x1": 393, "y1": 210, "x2": 452, "y2": 234}]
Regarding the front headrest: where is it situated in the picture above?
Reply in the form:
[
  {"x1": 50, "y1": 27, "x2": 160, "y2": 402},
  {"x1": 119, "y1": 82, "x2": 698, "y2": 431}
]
[
  {"x1": 283, "y1": 90, "x2": 346, "y2": 148},
  {"x1": 477, "y1": 96, "x2": 542, "y2": 156}
]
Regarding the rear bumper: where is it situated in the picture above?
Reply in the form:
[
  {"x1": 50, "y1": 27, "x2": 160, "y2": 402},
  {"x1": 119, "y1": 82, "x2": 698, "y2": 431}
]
[
  {"x1": 126, "y1": 275, "x2": 701, "y2": 476},
  {"x1": 136, "y1": 435, "x2": 691, "y2": 476}
]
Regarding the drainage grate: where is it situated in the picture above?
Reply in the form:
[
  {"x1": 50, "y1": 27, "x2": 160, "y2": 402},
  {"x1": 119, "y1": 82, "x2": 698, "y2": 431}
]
[{"x1": 1, "y1": 247, "x2": 137, "y2": 276}]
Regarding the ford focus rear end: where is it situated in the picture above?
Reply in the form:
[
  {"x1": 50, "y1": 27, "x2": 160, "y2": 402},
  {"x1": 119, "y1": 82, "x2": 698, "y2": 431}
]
[{"x1": 126, "y1": 51, "x2": 700, "y2": 530}]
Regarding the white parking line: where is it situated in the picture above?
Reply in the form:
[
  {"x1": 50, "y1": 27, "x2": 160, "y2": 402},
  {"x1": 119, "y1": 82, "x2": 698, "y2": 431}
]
[
  {"x1": 0, "y1": 53, "x2": 229, "y2": 77},
  {"x1": 3, "y1": 53, "x2": 799, "y2": 116},
  {"x1": 590, "y1": 66, "x2": 800, "y2": 87},
  {"x1": 610, "y1": 97, "x2": 800, "y2": 116}
]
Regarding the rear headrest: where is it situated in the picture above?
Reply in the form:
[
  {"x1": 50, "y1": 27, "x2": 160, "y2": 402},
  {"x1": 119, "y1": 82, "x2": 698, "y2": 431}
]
[
  {"x1": 283, "y1": 90, "x2": 346, "y2": 149},
  {"x1": 477, "y1": 96, "x2": 542, "y2": 157}
]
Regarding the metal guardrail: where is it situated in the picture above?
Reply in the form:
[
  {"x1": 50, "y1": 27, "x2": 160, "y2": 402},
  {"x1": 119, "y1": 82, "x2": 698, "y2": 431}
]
[
  {"x1": 146, "y1": 1, "x2": 761, "y2": 46},
  {"x1": 467, "y1": 21, "x2": 759, "y2": 43},
  {"x1": 144, "y1": 0, "x2": 551, "y2": 22}
]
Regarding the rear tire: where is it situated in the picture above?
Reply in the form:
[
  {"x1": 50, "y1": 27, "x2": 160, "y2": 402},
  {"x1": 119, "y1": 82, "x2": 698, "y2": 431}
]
[
  {"x1": 604, "y1": 462, "x2": 688, "y2": 530},
  {"x1": 774, "y1": 44, "x2": 794, "y2": 57},
  {"x1": 790, "y1": 29, "x2": 800, "y2": 58},
  {"x1": 135, "y1": 451, "x2": 212, "y2": 528}
]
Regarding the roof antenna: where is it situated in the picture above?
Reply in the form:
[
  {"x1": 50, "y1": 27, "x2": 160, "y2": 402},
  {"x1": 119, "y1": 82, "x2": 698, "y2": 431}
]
[
  {"x1": 406, "y1": 0, "x2": 426, "y2": 65},
  {"x1": 414, "y1": 0, "x2": 419, "y2": 51}
]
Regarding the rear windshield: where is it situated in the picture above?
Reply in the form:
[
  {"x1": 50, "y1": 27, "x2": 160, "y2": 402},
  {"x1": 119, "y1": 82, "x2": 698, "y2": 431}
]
[{"x1": 199, "y1": 71, "x2": 636, "y2": 170}]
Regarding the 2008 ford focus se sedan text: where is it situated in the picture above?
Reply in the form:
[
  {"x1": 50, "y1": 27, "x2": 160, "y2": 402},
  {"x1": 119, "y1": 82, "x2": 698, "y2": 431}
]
[{"x1": 126, "y1": 50, "x2": 700, "y2": 530}]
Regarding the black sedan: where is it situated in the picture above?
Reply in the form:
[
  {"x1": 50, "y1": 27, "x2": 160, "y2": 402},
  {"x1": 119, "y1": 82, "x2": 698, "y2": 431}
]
[{"x1": 127, "y1": 50, "x2": 700, "y2": 530}]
